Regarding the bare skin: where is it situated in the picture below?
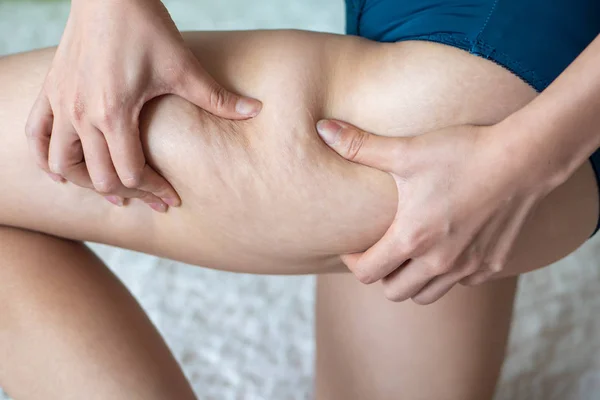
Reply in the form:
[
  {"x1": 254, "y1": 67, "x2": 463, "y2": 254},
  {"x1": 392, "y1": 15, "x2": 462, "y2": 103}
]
[
  {"x1": 317, "y1": 34, "x2": 600, "y2": 305},
  {"x1": 28, "y1": 0, "x2": 262, "y2": 208},
  {"x1": 0, "y1": 30, "x2": 598, "y2": 399},
  {"x1": 0, "y1": 227, "x2": 197, "y2": 400}
]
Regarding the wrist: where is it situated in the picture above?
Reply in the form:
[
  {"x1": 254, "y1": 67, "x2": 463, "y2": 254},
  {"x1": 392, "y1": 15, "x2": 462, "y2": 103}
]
[{"x1": 491, "y1": 116, "x2": 574, "y2": 196}]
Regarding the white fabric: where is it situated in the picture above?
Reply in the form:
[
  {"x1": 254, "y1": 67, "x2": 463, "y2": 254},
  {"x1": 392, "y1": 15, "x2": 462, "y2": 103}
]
[{"x1": 1, "y1": 1, "x2": 599, "y2": 399}]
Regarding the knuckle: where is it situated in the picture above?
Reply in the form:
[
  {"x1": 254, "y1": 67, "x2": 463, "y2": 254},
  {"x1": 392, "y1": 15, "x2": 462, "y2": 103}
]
[
  {"x1": 484, "y1": 253, "x2": 507, "y2": 274},
  {"x1": 119, "y1": 164, "x2": 145, "y2": 188},
  {"x1": 69, "y1": 97, "x2": 86, "y2": 123},
  {"x1": 468, "y1": 273, "x2": 490, "y2": 286},
  {"x1": 460, "y1": 275, "x2": 479, "y2": 287},
  {"x1": 48, "y1": 162, "x2": 63, "y2": 175},
  {"x1": 48, "y1": 158, "x2": 74, "y2": 175},
  {"x1": 384, "y1": 289, "x2": 407, "y2": 303},
  {"x1": 436, "y1": 262, "x2": 453, "y2": 275},
  {"x1": 382, "y1": 281, "x2": 408, "y2": 302},
  {"x1": 121, "y1": 172, "x2": 144, "y2": 189},
  {"x1": 423, "y1": 259, "x2": 449, "y2": 276},
  {"x1": 25, "y1": 119, "x2": 42, "y2": 140},
  {"x1": 463, "y1": 260, "x2": 481, "y2": 275},
  {"x1": 136, "y1": 191, "x2": 156, "y2": 203},
  {"x1": 354, "y1": 268, "x2": 375, "y2": 285},
  {"x1": 343, "y1": 130, "x2": 367, "y2": 161},
  {"x1": 488, "y1": 261, "x2": 505, "y2": 273},
  {"x1": 428, "y1": 254, "x2": 454, "y2": 274},
  {"x1": 409, "y1": 228, "x2": 430, "y2": 249},
  {"x1": 95, "y1": 100, "x2": 120, "y2": 129},
  {"x1": 469, "y1": 277, "x2": 486, "y2": 286},
  {"x1": 93, "y1": 179, "x2": 120, "y2": 194},
  {"x1": 208, "y1": 85, "x2": 229, "y2": 112},
  {"x1": 399, "y1": 232, "x2": 424, "y2": 256},
  {"x1": 412, "y1": 294, "x2": 434, "y2": 306}
]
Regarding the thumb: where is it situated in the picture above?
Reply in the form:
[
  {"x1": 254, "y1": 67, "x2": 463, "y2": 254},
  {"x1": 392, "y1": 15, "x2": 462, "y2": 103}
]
[
  {"x1": 316, "y1": 119, "x2": 408, "y2": 172},
  {"x1": 174, "y1": 56, "x2": 262, "y2": 120},
  {"x1": 340, "y1": 252, "x2": 362, "y2": 272}
]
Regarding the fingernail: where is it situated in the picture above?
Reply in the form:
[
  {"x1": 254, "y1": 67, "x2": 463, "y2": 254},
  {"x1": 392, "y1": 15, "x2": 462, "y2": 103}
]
[
  {"x1": 149, "y1": 202, "x2": 168, "y2": 213},
  {"x1": 162, "y1": 197, "x2": 181, "y2": 207},
  {"x1": 47, "y1": 172, "x2": 64, "y2": 183},
  {"x1": 235, "y1": 97, "x2": 262, "y2": 117},
  {"x1": 105, "y1": 196, "x2": 124, "y2": 207},
  {"x1": 316, "y1": 120, "x2": 342, "y2": 145}
]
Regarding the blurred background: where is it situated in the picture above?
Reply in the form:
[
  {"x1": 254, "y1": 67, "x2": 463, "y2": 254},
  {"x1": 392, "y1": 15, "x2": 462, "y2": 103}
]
[{"x1": 1, "y1": 1, "x2": 600, "y2": 399}]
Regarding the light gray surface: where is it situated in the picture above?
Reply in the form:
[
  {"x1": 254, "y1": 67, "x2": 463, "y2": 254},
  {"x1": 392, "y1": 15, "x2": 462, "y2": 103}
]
[{"x1": 1, "y1": 1, "x2": 599, "y2": 399}]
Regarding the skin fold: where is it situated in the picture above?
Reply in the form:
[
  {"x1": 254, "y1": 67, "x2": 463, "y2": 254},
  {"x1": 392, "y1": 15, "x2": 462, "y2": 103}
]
[
  {"x1": 0, "y1": 30, "x2": 597, "y2": 399},
  {"x1": 28, "y1": 0, "x2": 263, "y2": 209}
]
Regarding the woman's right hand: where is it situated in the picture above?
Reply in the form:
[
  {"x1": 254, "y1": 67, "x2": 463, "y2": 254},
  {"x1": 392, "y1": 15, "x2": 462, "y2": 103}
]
[{"x1": 25, "y1": 0, "x2": 262, "y2": 211}]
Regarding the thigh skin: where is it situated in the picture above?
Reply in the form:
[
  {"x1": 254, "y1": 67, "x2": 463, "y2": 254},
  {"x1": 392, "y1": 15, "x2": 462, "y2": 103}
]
[
  {"x1": 0, "y1": 228, "x2": 196, "y2": 400},
  {"x1": 0, "y1": 29, "x2": 597, "y2": 400},
  {"x1": 307, "y1": 35, "x2": 598, "y2": 400},
  {"x1": 0, "y1": 31, "x2": 597, "y2": 278},
  {"x1": 315, "y1": 274, "x2": 517, "y2": 400}
]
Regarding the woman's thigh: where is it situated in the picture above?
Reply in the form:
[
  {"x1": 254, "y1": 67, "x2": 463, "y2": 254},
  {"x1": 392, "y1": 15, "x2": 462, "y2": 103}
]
[
  {"x1": 315, "y1": 274, "x2": 517, "y2": 400},
  {"x1": 312, "y1": 37, "x2": 599, "y2": 399},
  {"x1": 312, "y1": 130, "x2": 598, "y2": 399},
  {"x1": 0, "y1": 227, "x2": 195, "y2": 400},
  {"x1": 0, "y1": 33, "x2": 597, "y2": 279}
]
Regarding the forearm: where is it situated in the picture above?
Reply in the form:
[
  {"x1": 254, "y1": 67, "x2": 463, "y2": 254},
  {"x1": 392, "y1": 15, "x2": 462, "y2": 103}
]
[{"x1": 502, "y1": 34, "x2": 600, "y2": 190}]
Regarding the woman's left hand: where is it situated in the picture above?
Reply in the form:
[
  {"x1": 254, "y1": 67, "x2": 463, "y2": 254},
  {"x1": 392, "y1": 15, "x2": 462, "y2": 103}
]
[{"x1": 316, "y1": 119, "x2": 552, "y2": 304}]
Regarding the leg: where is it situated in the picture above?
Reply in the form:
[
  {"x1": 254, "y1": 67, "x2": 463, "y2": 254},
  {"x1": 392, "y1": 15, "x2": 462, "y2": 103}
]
[
  {"x1": 312, "y1": 73, "x2": 598, "y2": 400},
  {"x1": 315, "y1": 274, "x2": 517, "y2": 400},
  {"x1": 0, "y1": 34, "x2": 597, "y2": 278},
  {"x1": 0, "y1": 227, "x2": 196, "y2": 400}
]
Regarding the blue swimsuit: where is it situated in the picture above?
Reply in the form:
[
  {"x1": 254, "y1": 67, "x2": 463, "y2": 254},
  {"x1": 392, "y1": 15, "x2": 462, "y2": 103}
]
[{"x1": 345, "y1": 0, "x2": 600, "y2": 236}]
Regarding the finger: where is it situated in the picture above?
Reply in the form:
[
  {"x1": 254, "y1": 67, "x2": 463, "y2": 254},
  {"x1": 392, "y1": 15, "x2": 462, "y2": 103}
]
[
  {"x1": 381, "y1": 259, "x2": 433, "y2": 302},
  {"x1": 460, "y1": 211, "x2": 523, "y2": 286},
  {"x1": 173, "y1": 55, "x2": 262, "y2": 119},
  {"x1": 483, "y1": 204, "x2": 529, "y2": 276},
  {"x1": 460, "y1": 269, "x2": 496, "y2": 287},
  {"x1": 342, "y1": 224, "x2": 413, "y2": 284},
  {"x1": 47, "y1": 118, "x2": 85, "y2": 179},
  {"x1": 459, "y1": 237, "x2": 513, "y2": 287},
  {"x1": 103, "y1": 120, "x2": 181, "y2": 206},
  {"x1": 104, "y1": 195, "x2": 125, "y2": 207},
  {"x1": 411, "y1": 274, "x2": 460, "y2": 305},
  {"x1": 411, "y1": 235, "x2": 491, "y2": 304},
  {"x1": 79, "y1": 125, "x2": 166, "y2": 210},
  {"x1": 316, "y1": 119, "x2": 411, "y2": 172},
  {"x1": 25, "y1": 91, "x2": 63, "y2": 181},
  {"x1": 411, "y1": 259, "x2": 480, "y2": 305},
  {"x1": 78, "y1": 125, "x2": 120, "y2": 193},
  {"x1": 339, "y1": 252, "x2": 362, "y2": 270}
]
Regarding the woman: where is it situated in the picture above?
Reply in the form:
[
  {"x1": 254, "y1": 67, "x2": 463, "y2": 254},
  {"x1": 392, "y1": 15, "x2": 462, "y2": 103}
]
[{"x1": 1, "y1": 2, "x2": 598, "y2": 400}]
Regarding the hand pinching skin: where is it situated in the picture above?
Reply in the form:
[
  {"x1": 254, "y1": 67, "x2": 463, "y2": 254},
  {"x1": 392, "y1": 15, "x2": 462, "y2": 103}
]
[
  {"x1": 25, "y1": 0, "x2": 262, "y2": 212},
  {"x1": 317, "y1": 119, "x2": 548, "y2": 304}
]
